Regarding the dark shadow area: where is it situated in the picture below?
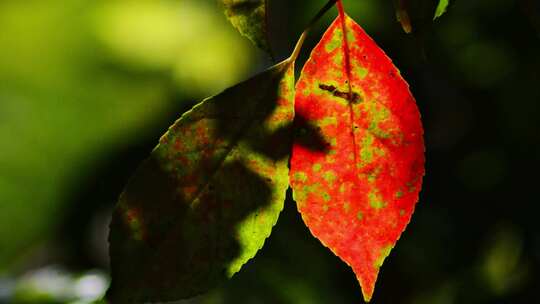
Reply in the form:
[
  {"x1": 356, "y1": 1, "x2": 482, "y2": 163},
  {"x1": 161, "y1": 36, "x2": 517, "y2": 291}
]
[
  {"x1": 54, "y1": 99, "x2": 195, "y2": 271},
  {"x1": 107, "y1": 157, "x2": 273, "y2": 302},
  {"x1": 292, "y1": 114, "x2": 333, "y2": 153}
]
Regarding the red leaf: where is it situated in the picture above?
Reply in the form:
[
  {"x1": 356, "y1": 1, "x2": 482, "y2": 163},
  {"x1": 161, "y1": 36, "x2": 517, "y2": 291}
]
[{"x1": 290, "y1": 9, "x2": 425, "y2": 302}]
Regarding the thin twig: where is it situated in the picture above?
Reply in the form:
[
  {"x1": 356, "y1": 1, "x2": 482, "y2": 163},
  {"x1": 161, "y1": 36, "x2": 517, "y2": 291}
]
[{"x1": 289, "y1": 0, "x2": 338, "y2": 62}]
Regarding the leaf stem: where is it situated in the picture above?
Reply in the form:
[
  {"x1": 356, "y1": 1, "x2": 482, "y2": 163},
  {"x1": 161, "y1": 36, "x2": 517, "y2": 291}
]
[
  {"x1": 336, "y1": 0, "x2": 353, "y2": 98},
  {"x1": 336, "y1": 0, "x2": 359, "y2": 168},
  {"x1": 289, "y1": 0, "x2": 338, "y2": 62},
  {"x1": 289, "y1": 30, "x2": 307, "y2": 63}
]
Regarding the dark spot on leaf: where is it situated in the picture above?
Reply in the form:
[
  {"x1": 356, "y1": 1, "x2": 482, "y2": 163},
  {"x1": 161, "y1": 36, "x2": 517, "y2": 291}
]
[
  {"x1": 337, "y1": 92, "x2": 360, "y2": 102},
  {"x1": 333, "y1": 91, "x2": 350, "y2": 100},
  {"x1": 319, "y1": 83, "x2": 362, "y2": 103},
  {"x1": 319, "y1": 84, "x2": 337, "y2": 92}
]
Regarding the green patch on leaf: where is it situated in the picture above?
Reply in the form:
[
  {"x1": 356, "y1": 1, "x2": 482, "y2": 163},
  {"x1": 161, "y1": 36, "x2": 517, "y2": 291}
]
[
  {"x1": 352, "y1": 60, "x2": 368, "y2": 79},
  {"x1": 374, "y1": 245, "x2": 393, "y2": 268},
  {"x1": 369, "y1": 191, "x2": 386, "y2": 209},
  {"x1": 323, "y1": 171, "x2": 337, "y2": 184},
  {"x1": 325, "y1": 26, "x2": 343, "y2": 53},
  {"x1": 295, "y1": 171, "x2": 308, "y2": 183},
  {"x1": 332, "y1": 51, "x2": 344, "y2": 65},
  {"x1": 343, "y1": 202, "x2": 351, "y2": 213},
  {"x1": 322, "y1": 192, "x2": 331, "y2": 202},
  {"x1": 360, "y1": 133, "x2": 375, "y2": 164}
]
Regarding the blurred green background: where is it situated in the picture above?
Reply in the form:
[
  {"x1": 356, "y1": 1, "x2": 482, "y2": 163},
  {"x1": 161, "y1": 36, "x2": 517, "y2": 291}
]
[{"x1": 0, "y1": 0, "x2": 539, "y2": 303}]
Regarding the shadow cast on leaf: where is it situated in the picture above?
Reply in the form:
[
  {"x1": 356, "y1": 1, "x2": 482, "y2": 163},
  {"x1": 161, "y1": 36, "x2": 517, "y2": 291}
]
[
  {"x1": 108, "y1": 157, "x2": 272, "y2": 302},
  {"x1": 107, "y1": 61, "x2": 329, "y2": 303}
]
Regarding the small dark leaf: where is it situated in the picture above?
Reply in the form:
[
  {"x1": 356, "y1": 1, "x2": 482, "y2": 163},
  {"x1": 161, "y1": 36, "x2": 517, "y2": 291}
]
[
  {"x1": 219, "y1": 0, "x2": 272, "y2": 55},
  {"x1": 394, "y1": 0, "x2": 450, "y2": 33},
  {"x1": 395, "y1": 0, "x2": 413, "y2": 33}
]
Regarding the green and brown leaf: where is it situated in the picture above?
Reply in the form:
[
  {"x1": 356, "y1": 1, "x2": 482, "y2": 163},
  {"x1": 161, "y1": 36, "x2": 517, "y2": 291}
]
[
  {"x1": 107, "y1": 58, "x2": 295, "y2": 302},
  {"x1": 219, "y1": 0, "x2": 272, "y2": 55}
]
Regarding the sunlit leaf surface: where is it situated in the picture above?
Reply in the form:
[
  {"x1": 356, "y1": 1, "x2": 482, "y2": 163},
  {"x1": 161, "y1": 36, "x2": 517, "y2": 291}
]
[
  {"x1": 107, "y1": 59, "x2": 295, "y2": 302},
  {"x1": 290, "y1": 13, "x2": 425, "y2": 301}
]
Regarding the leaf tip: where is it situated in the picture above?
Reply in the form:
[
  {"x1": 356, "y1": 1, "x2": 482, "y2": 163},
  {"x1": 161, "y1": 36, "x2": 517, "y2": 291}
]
[
  {"x1": 350, "y1": 265, "x2": 378, "y2": 303},
  {"x1": 356, "y1": 245, "x2": 395, "y2": 302},
  {"x1": 362, "y1": 292, "x2": 373, "y2": 303},
  {"x1": 358, "y1": 275, "x2": 375, "y2": 303}
]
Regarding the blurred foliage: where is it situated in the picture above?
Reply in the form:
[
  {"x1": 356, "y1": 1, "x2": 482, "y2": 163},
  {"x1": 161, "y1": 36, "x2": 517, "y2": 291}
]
[
  {"x1": 0, "y1": 0, "x2": 254, "y2": 273},
  {"x1": 0, "y1": 0, "x2": 539, "y2": 303},
  {"x1": 11, "y1": 267, "x2": 108, "y2": 304},
  {"x1": 93, "y1": 0, "x2": 253, "y2": 92}
]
